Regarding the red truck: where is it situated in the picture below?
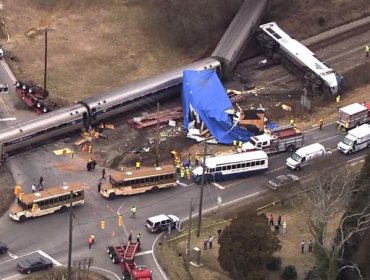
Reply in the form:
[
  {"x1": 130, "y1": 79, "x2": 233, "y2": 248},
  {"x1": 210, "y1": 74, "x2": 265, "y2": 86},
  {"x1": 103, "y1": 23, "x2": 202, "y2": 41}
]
[
  {"x1": 107, "y1": 241, "x2": 152, "y2": 280},
  {"x1": 15, "y1": 81, "x2": 55, "y2": 115},
  {"x1": 242, "y1": 125, "x2": 304, "y2": 154}
]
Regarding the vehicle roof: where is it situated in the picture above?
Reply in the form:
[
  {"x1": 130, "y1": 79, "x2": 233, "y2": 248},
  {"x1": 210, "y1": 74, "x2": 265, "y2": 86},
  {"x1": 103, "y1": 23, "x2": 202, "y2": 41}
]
[
  {"x1": 18, "y1": 257, "x2": 50, "y2": 266},
  {"x1": 272, "y1": 127, "x2": 301, "y2": 138},
  {"x1": 251, "y1": 134, "x2": 271, "y2": 142},
  {"x1": 205, "y1": 150, "x2": 268, "y2": 168},
  {"x1": 339, "y1": 103, "x2": 367, "y2": 115},
  {"x1": 295, "y1": 143, "x2": 324, "y2": 155},
  {"x1": 348, "y1": 124, "x2": 370, "y2": 138},
  {"x1": 147, "y1": 214, "x2": 176, "y2": 223},
  {"x1": 108, "y1": 165, "x2": 175, "y2": 181},
  {"x1": 20, "y1": 183, "x2": 84, "y2": 205}
]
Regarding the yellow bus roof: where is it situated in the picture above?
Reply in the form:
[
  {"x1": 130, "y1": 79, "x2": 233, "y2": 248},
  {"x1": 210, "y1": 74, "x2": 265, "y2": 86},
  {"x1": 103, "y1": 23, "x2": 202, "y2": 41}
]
[
  {"x1": 21, "y1": 183, "x2": 84, "y2": 205},
  {"x1": 109, "y1": 164, "x2": 176, "y2": 181}
]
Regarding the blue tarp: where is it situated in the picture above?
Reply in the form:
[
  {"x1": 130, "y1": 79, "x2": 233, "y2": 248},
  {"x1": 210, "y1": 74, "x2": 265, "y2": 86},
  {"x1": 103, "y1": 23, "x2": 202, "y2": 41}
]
[{"x1": 182, "y1": 70, "x2": 253, "y2": 145}]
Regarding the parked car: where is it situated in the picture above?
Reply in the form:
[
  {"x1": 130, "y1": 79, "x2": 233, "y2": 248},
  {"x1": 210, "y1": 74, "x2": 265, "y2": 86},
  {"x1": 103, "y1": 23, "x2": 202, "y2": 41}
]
[
  {"x1": 145, "y1": 214, "x2": 180, "y2": 233},
  {"x1": 0, "y1": 242, "x2": 8, "y2": 254},
  {"x1": 17, "y1": 257, "x2": 53, "y2": 274},
  {"x1": 267, "y1": 174, "x2": 300, "y2": 190}
]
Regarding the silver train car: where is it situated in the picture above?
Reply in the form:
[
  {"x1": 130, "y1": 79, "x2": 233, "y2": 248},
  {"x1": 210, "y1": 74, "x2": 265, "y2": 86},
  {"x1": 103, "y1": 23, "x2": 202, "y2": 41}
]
[
  {"x1": 0, "y1": 58, "x2": 221, "y2": 155},
  {"x1": 257, "y1": 22, "x2": 344, "y2": 95},
  {"x1": 85, "y1": 57, "x2": 222, "y2": 123},
  {"x1": 211, "y1": 0, "x2": 270, "y2": 75}
]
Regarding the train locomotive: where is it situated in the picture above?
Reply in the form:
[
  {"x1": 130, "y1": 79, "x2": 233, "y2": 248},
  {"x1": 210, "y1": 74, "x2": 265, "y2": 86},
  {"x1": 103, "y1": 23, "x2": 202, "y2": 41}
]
[{"x1": 257, "y1": 22, "x2": 344, "y2": 95}]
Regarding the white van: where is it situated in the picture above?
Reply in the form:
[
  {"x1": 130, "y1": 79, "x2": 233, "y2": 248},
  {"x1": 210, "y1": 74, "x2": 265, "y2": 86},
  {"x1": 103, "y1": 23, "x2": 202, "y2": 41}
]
[
  {"x1": 337, "y1": 124, "x2": 370, "y2": 154},
  {"x1": 286, "y1": 143, "x2": 330, "y2": 171}
]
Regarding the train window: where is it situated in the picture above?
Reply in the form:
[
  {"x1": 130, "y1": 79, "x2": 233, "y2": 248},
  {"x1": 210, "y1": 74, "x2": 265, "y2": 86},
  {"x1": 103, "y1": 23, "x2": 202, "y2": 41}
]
[
  {"x1": 70, "y1": 113, "x2": 73, "y2": 115},
  {"x1": 75, "y1": 111, "x2": 78, "y2": 114},
  {"x1": 19, "y1": 129, "x2": 23, "y2": 132},
  {"x1": 266, "y1": 27, "x2": 281, "y2": 39},
  {"x1": 103, "y1": 100, "x2": 106, "y2": 103},
  {"x1": 98, "y1": 102, "x2": 101, "y2": 105}
]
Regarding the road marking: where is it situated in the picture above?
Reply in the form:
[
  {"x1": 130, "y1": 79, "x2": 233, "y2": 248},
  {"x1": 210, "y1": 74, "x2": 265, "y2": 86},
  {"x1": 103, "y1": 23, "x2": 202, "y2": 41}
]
[
  {"x1": 37, "y1": 250, "x2": 62, "y2": 266},
  {"x1": 211, "y1": 182, "x2": 225, "y2": 189},
  {"x1": 347, "y1": 155, "x2": 366, "y2": 162},
  {"x1": 177, "y1": 181, "x2": 193, "y2": 187},
  {"x1": 135, "y1": 250, "x2": 153, "y2": 256},
  {"x1": 0, "y1": 251, "x2": 38, "y2": 265},
  {"x1": 1, "y1": 59, "x2": 17, "y2": 82},
  {"x1": 2, "y1": 274, "x2": 21, "y2": 280},
  {"x1": 90, "y1": 266, "x2": 121, "y2": 280},
  {"x1": 7, "y1": 251, "x2": 18, "y2": 259},
  {"x1": 266, "y1": 166, "x2": 286, "y2": 174},
  {"x1": 0, "y1": 117, "x2": 16, "y2": 121}
]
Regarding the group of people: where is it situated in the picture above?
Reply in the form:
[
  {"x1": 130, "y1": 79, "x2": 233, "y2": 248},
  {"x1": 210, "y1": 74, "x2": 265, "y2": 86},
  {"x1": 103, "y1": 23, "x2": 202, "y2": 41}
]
[
  {"x1": 86, "y1": 158, "x2": 97, "y2": 171},
  {"x1": 203, "y1": 235, "x2": 215, "y2": 250},
  {"x1": 269, "y1": 213, "x2": 286, "y2": 233},
  {"x1": 300, "y1": 239, "x2": 313, "y2": 254},
  {"x1": 128, "y1": 232, "x2": 141, "y2": 244},
  {"x1": 31, "y1": 176, "x2": 44, "y2": 193}
]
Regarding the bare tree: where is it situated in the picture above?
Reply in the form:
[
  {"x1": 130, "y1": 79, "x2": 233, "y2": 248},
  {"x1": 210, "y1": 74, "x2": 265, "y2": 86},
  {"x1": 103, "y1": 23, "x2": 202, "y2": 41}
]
[{"x1": 302, "y1": 160, "x2": 370, "y2": 280}]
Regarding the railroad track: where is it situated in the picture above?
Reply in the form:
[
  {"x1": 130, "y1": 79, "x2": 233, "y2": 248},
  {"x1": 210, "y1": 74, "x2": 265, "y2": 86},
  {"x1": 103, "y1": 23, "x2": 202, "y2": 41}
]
[{"x1": 236, "y1": 16, "x2": 370, "y2": 74}]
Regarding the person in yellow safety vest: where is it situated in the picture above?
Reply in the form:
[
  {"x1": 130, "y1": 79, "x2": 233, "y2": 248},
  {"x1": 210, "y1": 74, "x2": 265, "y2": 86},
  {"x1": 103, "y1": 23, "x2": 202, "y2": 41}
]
[
  {"x1": 233, "y1": 140, "x2": 237, "y2": 147},
  {"x1": 290, "y1": 119, "x2": 295, "y2": 127},
  {"x1": 186, "y1": 167, "x2": 191, "y2": 180},
  {"x1": 195, "y1": 151, "x2": 201, "y2": 166},
  {"x1": 135, "y1": 160, "x2": 141, "y2": 169},
  {"x1": 238, "y1": 141, "x2": 243, "y2": 148},
  {"x1": 336, "y1": 95, "x2": 341, "y2": 103},
  {"x1": 180, "y1": 168, "x2": 185, "y2": 180},
  {"x1": 366, "y1": 45, "x2": 369, "y2": 57}
]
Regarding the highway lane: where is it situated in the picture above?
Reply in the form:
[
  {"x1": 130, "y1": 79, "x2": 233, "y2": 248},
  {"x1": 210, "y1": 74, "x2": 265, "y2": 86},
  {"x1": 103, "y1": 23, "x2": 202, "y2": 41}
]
[{"x1": 0, "y1": 121, "x2": 369, "y2": 280}]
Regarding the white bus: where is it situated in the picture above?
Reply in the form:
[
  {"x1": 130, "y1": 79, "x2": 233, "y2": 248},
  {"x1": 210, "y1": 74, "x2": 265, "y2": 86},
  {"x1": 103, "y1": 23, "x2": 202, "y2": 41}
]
[
  {"x1": 192, "y1": 150, "x2": 268, "y2": 183},
  {"x1": 9, "y1": 184, "x2": 85, "y2": 222},
  {"x1": 100, "y1": 165, "x2": 177, "y2": 199}
]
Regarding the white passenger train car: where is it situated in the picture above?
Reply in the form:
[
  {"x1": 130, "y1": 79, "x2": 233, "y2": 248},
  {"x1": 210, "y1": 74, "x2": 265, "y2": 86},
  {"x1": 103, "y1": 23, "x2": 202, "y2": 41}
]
[
  {"x1": 192, "y1": 150, "x2": 268, "y2": 183},
  {"x1": 257, "y1": 22, "x2": 344, "y2": 95}
]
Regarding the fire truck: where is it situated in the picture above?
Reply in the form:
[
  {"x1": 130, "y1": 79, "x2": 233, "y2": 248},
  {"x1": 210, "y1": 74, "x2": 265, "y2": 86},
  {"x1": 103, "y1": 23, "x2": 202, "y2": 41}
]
[
  {"x1": 242, "y1": 125, "x2": 304, "y2": 154},
  {"x1": 15, "y1": 81, "x2": 56, "y2": 115},
  {"x1": 107, "y1": 241, "x2": 152, "y2": 280}
]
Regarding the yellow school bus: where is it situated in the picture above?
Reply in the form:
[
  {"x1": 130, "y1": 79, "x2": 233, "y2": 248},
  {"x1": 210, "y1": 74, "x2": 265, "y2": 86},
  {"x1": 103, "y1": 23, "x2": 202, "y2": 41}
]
[
  {"x1": 100, "y1": 165, "x2": 177, "y2": 199},
  {"x1": 9, "y1": 184, "x2": 84, "y2": 222}
]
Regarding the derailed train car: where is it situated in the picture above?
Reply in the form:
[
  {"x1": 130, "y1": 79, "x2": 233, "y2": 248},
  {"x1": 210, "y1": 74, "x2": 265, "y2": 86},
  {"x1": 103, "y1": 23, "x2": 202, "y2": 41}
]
[{"x1": 211, "y1": 0, "x2": 270, "y2": 75}]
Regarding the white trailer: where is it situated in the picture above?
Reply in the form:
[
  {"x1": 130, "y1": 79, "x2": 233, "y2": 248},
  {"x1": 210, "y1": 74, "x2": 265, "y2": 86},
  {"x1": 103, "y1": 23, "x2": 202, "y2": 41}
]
[{"x1": 337, "y1": 124, "x2": 370, "y2": 154}]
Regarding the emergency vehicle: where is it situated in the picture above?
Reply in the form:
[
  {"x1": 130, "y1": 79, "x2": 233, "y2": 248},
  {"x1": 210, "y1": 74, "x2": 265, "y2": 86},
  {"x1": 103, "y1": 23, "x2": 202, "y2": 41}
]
[{"x1": 242, "y1": 125, "x2": 304, "y2": 154}]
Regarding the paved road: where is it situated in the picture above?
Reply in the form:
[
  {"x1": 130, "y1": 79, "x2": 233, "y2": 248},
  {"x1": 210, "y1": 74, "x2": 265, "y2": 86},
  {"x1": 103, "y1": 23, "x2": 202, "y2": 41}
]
[{"x1": 0, "y1": 120, "x2": 368, "y2": 280}]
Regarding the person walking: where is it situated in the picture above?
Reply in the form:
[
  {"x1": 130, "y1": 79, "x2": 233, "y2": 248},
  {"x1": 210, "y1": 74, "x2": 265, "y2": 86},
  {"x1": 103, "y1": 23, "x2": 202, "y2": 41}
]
[
  {"x1": 39, "y1": 176, "x2": 44, "y2": 188},
  {"x1": 97, "y1": 179, "x2": 102, "y2": 193},
  {"x1": 283, "y1": 220, "x2": 287, "y2": 234},
  {"x1": 290, "y1": 119, "x2": 296, "y2": 127},
  {"x1": 130, "y1": 205, "x2": 137, "y2": 218},
  {"x1": 301, "y1": 240, "x2": 305, "y2": 254},
  {"x1": 92, "y1": 159, "x2": 97, "y2": 171},
  {"x1": 217, "y1": 229, "x2": 222, "y2": 239},
  {"x1": 208, "y1": 235, "x2": 214, "y2": 249},
  {"x1": 87, "y1": 160, "x2": 92, "y2": 172},
  {"x1": 203, "y1": 237, "x2": 208, "y2": 250},
  {"x1": 269, "y1": 213, "x2": 274, "y2": 226},
  {"x1": 308, "y1": 240, "x2": 313, "y2": 252},
  {"x1": 135, "y1": 160, "x2": 141, "y2": 170},
  {"x1": 89, "y1": 234, "x2": 95, "y2": 244},
  {"x1": 336, "y1": 95, "x2": 341, "y2": 104},
  {"x1": 366, "y1": 45, "x2": 369, "y2": 57},
  {"x1": 101, "y1": 168, "x2": 106, "y2": 180},
  {"x1": 128, "y1": 232, "x2": 133, "y2": 243},
  {"x1": 88, "y1": 235, "x2": 93, "y2": 249},
  {"x1": 136, "y1": 233, "x2": 141, "y2": 244},
  {"x1": 319, "y1": 119, "x2": 324, "y2": 130},
  {"x1": 277, "y1": 215, "x2": 282, "y2": 227},
  {"x1": 31, "y1": 184, "x2": 37, "y2": 193}
]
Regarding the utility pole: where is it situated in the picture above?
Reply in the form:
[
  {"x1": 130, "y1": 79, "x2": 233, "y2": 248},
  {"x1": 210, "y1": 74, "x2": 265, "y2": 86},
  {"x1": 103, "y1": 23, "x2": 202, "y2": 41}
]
[
  {"x1": 196, "y1": 138, "x2": 207, "y2": 237},
  {"x1": 44, "y1": 27, "x2": 48, "y2": 92},
  {"x1": 186, "y1": 198, "x2": 193, "y2": 270},
  {"x1": 67, "y1": 190, "x2": 73, "y2": 280},
  {"x1": 155, "y1": 102, "x2": 160, "y2": 167}
]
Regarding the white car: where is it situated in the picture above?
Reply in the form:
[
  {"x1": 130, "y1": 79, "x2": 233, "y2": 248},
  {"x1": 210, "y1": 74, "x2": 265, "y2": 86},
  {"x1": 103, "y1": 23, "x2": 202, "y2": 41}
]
[
  {"x1": 267, "y1": 174, "x2": 300, "y2": 190},
  {"x1": 145, "y1": 214, "x2": 180, "y2": 233}
]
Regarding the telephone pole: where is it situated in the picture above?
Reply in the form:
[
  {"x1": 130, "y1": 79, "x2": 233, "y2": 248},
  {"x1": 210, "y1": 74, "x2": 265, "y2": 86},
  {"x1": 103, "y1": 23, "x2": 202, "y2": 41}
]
[
  {"x1": 44, "y1": 27, "x2": 48, "y2": 92},
  {"x1": 67, "y1": 190, "x2": 73, "y2": 280},
  {"x1": 155, "y1": 102, "x2": 160, "y2": 167},
  {"x1": 196, "y1": 138, "x2": 208, "y2": 237},
  {"x1": 186, "y1": 198, "x2": 193, "y2": 269}
]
